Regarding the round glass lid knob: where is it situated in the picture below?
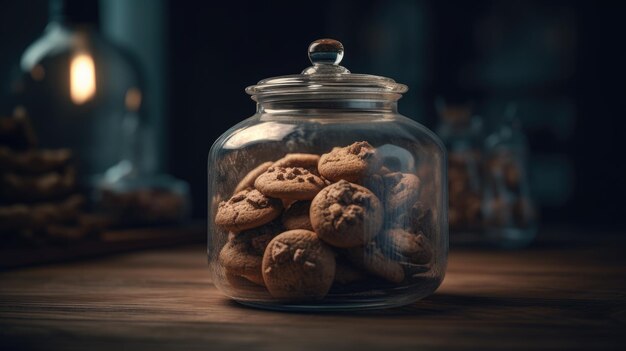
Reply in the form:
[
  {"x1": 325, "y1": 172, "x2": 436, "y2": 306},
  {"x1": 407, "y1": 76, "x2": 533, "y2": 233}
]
[{"x1": 308, "y1": 39, "x2": 344, "y2": 65}]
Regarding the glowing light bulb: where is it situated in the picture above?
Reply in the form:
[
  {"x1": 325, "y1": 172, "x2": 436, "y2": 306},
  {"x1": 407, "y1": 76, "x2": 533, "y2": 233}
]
[{"x1": 70, "y1": 53, "x2": 96, "y2": 104}]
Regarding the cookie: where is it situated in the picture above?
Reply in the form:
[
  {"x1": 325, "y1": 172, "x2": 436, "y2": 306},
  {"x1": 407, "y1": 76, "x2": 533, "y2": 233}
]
[
  {"x1": 504, "y1": 162, "x2": 521, "y2": 190},
  {"x1": 310, "y1": 180, "x2": 383, "y2": 248},
  {"x1": 272, "y1": 153, "x2": 320, "y2": 170},
  {"x1": 215, "y1": 189, "x2": 282, "y2": 232},
  {"x1": 0, "y1": 194, "x2": 84, "y2": 232},
  {"x1": 318, "y1": 141, "x2": 380, "y2": 182},
  {"x1": 219, "y1": 222, "x2": 282, "y2": 285},
  {"x1": 380, "y1": 229, "x2": 432, "y2": 264},
  {"x1": 30, "y1": 194, "x2": 84, "y2": 229},
  {"x1": 99, "y1": 187, "x2": 187, "y2": 226},
  {"x1": 348, "y1": 241, "x2": 404, "y2": 284},
  {"x1": 378, "y1": 166, "x2": 393, "y2": 175},
  {"x1": 402, "y1": 201, "x2": 435, "y2": 236},
  {"x1": 234, "y1": 161, "x2": 273, "y2": 193},
  {"x1": 334, "y1": 258, "x2": 368, "y2": 285},
  {"x1": 45, "y1": 223, "x2": 94, "y2": 241},
  {"x1": 383, "y1": 172, "x2": 421, "y2": 213},
  {"x1": 282, "y1": 201, "x2": 313, "y2": 231},
  {"x1": 262, "y1": 230, "x2": 336, "y2": 300},
  {"x1": 449, "y1": 207, "x2": 461, "y2": 229},
  {"x1": 0, "y1": 147, "x2": 72, "y2": 174},
  {"x1": 77, "y1": 213, "x2": 112, "y2": 234},
  {"x1": 0, "y1": 167, "x2": 76, "y2": 202},
  {"x1": 254, "y1": 166, "x2": 325, "y2": 201},
  {"x1": 464, "y1": 192, "x2": 482, "y2": 227},
  {"x1": 362, "y1": 173, "x2": 385, "y2": 202},
  {"x1": 400, "y1": 262, "x2": 432, "y2": 279},
  {"x1": 224, "y1": 272, "x2": 268, "y2": 291}
]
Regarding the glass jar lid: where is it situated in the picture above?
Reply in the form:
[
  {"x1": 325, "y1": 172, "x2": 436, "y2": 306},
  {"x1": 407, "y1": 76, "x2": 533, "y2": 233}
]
[{"x1": 246, "y1": 39, "x2": 408, "y2": 101}]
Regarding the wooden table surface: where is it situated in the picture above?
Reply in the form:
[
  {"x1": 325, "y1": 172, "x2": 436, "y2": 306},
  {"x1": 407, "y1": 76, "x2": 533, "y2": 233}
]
[{"x1": 1, "y1": 232, "x2": 625, "y2": 350}]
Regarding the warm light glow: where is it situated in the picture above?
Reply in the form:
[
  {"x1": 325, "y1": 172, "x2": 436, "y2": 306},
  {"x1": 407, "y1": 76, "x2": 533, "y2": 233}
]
[
  {"x1": 125, "y1": 87, "x2": 142, "y2": 112},
  {"x1": 70, "y1": 53, "x2": 96, "y2": 104}
]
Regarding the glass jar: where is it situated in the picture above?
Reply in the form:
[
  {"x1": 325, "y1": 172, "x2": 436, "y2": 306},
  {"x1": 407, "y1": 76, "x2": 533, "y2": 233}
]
[
  {"x1": 482, "y1": 107, "x2": 537, "y2": 248},
  {"x1": 207, "y1": 39, "x2": 447, "y2": 311},
  {"x1": 435, "y1": 99, "x2": 484, "y2": 244},
  {"x1": 12, "y1": 0, "x2": 143, "y2": 182}
]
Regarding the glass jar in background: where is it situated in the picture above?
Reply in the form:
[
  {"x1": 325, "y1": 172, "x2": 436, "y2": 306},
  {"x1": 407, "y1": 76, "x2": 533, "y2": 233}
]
[
  {"x1": 436, "y1": 98, "x2": 484, "y2": 244},
  {"x1": 482, "y1": 104, "x2": 537, "y2": 248},
  {"x1": 12, "y1": 0, "x2": 143, "y2": 182},
  {"x1": 207, "y1": 39, "x2": 448, "y2": 311},
  {"x1": 11, "y1": 0, "x2": 191, "y2": 228}
]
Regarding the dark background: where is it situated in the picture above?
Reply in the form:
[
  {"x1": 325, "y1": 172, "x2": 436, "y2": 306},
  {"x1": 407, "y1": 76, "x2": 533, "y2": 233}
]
[{"x1": 1, "y1": 0, "x2": 625, "y2": 231}]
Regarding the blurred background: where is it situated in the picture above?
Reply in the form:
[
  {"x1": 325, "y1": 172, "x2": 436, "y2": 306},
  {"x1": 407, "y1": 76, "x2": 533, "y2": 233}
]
[{"x1": 1, "y1": 0, "x2": 625, "y2": 243}]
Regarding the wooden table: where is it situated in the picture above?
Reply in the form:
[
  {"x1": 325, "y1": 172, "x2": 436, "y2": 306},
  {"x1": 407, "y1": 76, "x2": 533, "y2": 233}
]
[{"x1": 1, "y1": 232, "x2": 625, "y2": 350}]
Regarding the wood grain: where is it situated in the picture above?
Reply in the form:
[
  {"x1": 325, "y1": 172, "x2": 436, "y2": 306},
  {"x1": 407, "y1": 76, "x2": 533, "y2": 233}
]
[{"x1": 0, "y1": 233, "x2": 625, "y2": 350}]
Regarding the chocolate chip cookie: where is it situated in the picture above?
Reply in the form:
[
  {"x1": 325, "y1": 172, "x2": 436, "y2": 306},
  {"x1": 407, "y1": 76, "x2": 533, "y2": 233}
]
[
  {"x1": 310, "y1": 180, "x2": 383, "y2": 248},
  {"x1": 348, "y1": 241, "x2": 404, "y2": 283},
  {"x1": 234, "y1": 161, "x2": 273, "y2": 193},
  {"x1": 380, "y1": 229, "x2": 432, "y2": 264},
  {"x1": 0, "y1": 194, "x2": 84, "y2": 232},
  {"x1": 411, "y1": 201, "x2": 436, "y2": 236},
  {"x1": 334, "y1": 258, "x2": 368, "y2": 285},
  {"x1": 0, "y1": 166, "x2": 76, "y2": 202},
  {"x1": 272, "y1": 153, "x2": 320, "y2": 170},
  {"x1": 219, "y1": 222, "x2": 282, "y2": 285},
  {"x1": 262, "y1": 230, "x2": 336, "y2": 300},
  {"x1": 254, "y1": 166, "x2": 325, "y2": 201},
  {"x1": 383, "y1": 172, "x2": 421, "y2": 213},
  {"x1": 318, "y1": 141, "x2": 380, "y2": 182},
  {"x1": 282, "y1": 200, "x2": 313, "y2": 231},
  {"x1": 362, "y1": 173, "x2": 385, "y2": 202},
  {"x1": 215, "y1": 189, "x2": 282, "y2": 231},
  {"x1": 0, "y1": 147, "x2": 72, "y2": 174}
]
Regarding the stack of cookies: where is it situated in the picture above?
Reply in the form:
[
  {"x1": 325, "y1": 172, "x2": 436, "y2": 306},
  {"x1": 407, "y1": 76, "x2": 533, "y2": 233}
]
[
  {"x1": 215, "y1": 141, "x2": 435, "y2": 301},
  {"x1": 0, "y1": 113, "x2": 99, "y2": 244}
]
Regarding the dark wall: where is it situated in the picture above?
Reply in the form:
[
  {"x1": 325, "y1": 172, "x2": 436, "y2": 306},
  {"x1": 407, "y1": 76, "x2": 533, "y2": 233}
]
[{"x1": 573, "y1": 1, "x2": 626, "y2": 228}]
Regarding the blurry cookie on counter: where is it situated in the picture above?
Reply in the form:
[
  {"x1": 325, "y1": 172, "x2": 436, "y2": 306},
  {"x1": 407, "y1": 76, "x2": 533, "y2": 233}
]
[
  {"x1": 96, "y1": 175, "x2": 191, "y2": 228},
  {"x1": 0, "y1": 112, "x2": 98, "y2": 246}
]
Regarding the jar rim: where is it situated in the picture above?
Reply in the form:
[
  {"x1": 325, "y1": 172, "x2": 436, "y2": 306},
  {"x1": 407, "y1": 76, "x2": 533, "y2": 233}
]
[{"x1": 246, "y1": 73, "x2": 408, "y2": 98}]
